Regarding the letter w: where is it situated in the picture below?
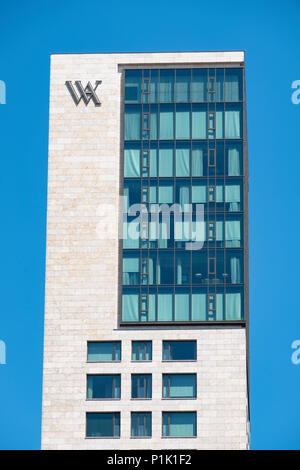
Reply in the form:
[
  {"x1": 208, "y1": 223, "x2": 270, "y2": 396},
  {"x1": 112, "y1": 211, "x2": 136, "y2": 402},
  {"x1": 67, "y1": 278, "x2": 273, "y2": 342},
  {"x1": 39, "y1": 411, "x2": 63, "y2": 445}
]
[{"x1": 65, "y1": 81, "x2": 101, "y2": 106}]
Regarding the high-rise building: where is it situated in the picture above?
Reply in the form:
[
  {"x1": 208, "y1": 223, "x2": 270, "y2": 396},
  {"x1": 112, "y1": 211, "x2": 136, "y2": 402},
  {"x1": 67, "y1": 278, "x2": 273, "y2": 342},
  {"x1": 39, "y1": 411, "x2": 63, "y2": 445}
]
[{"x1": 42, "y1": 51, "x2": 249, "y2": 450}]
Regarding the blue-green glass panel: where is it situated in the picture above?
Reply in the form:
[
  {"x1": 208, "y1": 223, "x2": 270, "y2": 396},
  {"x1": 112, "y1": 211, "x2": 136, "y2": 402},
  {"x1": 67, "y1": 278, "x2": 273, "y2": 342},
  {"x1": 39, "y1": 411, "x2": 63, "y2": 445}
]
[
  {"x1": 125, "y1": 70, "x2": 142, "y2": 103},
  {"x1": 125, "y1": 105, "x2": 141, "y2": 140},
  {"x1": 160, "y1": 104, "x2": 174, "y2": 139},
  {"x1": 163, "y1": 341, "x2": 196, "y2": 360},
  {"x1": 176, "y1": 69, "x2": 191, "y2": 102},
  {"x1": 225, "y1": 68, "x2": 243, "y2": 101},
  {"x1": 225, "y1": 104, "x2": 243, "y2": 138},
  {"x1": 192, "y1": 69, "x2": 207, "y2": 102},
  {"x1": 160, "y1": 69, "x2": 174, "y2": 102},
  {"x1": 176, "y1": 104, "x2": 190, "y2": 139}
]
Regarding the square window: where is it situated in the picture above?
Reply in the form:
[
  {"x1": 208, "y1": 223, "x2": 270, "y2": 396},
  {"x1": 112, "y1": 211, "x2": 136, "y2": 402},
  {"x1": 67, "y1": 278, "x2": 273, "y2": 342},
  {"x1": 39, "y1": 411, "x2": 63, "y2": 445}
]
[
  {"x1": 132, "y1": 341, "x2": 152, "y2": 361},
  {"x1": 131, "y1": 412, "x2": 151, "y2": 437},
  {"x1": 131, "y1": 374, "x2": 152, "y2": 399}
]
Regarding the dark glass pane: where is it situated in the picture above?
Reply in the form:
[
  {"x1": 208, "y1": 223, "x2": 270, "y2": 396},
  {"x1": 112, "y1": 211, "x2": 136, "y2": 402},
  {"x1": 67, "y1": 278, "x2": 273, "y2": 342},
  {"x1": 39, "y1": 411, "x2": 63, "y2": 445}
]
[
  {"x1": 160, "y1": 69, "x2": 174, "y2": 102},
  {"x1": 225, "y1": 68, "x2": 243, "y2": 101},
  {"x1": 225, "y1": 140, "x2": 243, "y2": 176},
  {"x1": 163, "y1": 374, "x2": 196, "y2": 398},
  {"x1": 131, "y1": 413, "x2": 138, "y2": 437},
  {"x1": 87, "y1": 375, "x2": 118, "y2": 399},
  {"x1": 132, "y1": 375, "x2": 138, "y2": 398},
  {"x1": 87, "y1": 342, "x2": 121, "y2": 362},
  {"x1": 165, "y1": 340, "x2": 196, "y2": 360},
  {"x1": 125, "y1": 105, "x2": 141, "y2": 140},
  {"x1": 226, "y1": 249, "x2": 244, "y2": 284},
  {"x1": 86, "y1": 413, "x2": 119, "y2": 437},
  {"x1": 176, "y1": 252, "x2": 191, "y2": 285},
  {"x1": 192, "y1": 251, "x2": 208, "y2": 284},
  {"x1": 158, "y1": 252, "x2": 174, "y2": 284}
]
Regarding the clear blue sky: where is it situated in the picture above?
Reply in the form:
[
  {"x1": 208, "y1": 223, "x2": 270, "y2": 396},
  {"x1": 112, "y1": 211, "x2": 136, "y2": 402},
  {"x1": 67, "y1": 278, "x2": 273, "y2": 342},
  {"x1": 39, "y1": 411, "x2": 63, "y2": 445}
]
[{"x1": 0, "y1": 0, "x2": 300, "y2": 450}]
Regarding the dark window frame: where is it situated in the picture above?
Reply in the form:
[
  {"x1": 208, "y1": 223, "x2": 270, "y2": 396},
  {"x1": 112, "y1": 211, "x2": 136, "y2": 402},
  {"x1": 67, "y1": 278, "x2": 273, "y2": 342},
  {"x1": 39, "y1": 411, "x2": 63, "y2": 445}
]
[{"x1": 86, "y1": 412, "x2": 120, "y2": 439}]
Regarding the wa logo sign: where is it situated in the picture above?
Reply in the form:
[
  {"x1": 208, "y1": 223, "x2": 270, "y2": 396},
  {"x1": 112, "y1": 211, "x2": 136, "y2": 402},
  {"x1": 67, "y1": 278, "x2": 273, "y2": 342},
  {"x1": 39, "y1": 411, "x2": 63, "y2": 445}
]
[{"x1": 65, "y1": 80, "x2": 101, "y2": 107}]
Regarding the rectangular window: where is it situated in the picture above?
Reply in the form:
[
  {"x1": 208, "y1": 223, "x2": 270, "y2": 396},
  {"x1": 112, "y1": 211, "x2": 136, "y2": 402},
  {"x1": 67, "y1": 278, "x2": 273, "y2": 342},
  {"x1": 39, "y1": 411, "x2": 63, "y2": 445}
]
[
  {"x1": 132, "y1": 341, "x2": 152, "y2": 361},
  {"x1": 122, "y1": 67, "x2": 246, "y2": 326},
  {"x1": 131, "y1": 412, "x2": 151, "y2": 437},
  {"x1": 87, "y1": 342, "x2": 121, "y2": 362},
  {"x1": 163, "y1": 341, "x2": 196, "y2": 361},
  {"x1": 131, "y1": 374, "x2": 152, "y2": 399},
  {"x1": 163, "y1": 374, "x2": 196, "y2": 398},
  {"x1": 87, "y1": 375, "x2": 121, "y2": 399},
  {"x1": 86, "y1": 412, "x2": 120, "y2": 438},
  {"x1": 162, "y1": 412, "x2": 196, "y2": 437}
]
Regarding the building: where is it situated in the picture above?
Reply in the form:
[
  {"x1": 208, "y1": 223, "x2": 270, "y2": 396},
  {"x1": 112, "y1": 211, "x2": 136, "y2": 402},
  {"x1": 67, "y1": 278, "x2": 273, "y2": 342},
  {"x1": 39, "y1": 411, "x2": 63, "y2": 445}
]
[{"x1": 42, "y1": 51, "x2": 249, "y2": 450}]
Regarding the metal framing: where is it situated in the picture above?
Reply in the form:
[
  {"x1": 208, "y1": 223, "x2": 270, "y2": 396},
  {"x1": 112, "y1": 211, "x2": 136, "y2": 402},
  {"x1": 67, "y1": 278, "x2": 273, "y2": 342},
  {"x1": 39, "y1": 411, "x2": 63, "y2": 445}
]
[
  {"x1": 131, "y1": 412, "x2": 152, "y2": 438},
  {"x1": 119, "y1": 63, "x2": 248, "y2": 331}
]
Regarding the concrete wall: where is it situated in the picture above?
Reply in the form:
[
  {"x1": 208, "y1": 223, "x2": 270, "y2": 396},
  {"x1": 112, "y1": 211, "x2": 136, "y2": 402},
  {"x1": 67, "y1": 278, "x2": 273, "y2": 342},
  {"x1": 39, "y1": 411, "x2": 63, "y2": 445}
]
[{"x1": 42, "y1": 51, "x2": 248, "y2": 450}]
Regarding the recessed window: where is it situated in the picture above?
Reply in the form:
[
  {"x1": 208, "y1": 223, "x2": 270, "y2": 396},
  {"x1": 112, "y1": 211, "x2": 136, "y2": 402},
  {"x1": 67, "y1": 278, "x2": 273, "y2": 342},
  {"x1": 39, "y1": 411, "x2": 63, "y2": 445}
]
[
  {"x1": 163, "y1": 341, "x2": 196, "y2": 361},
  {"x1": 163, "y1": 374, "x2": 196, "y2": 399},
  {"x1": 87, "y1": 375, "x2": 120, "y2": 399},
  {"x1": 86, "y1": 412, "x2": 120, "y2": 438},
  {"x1": 131, "y1": 374, "x2": 152, "y2": 399},
  {"x1": 87, "y1": 341, "x2": 121, "y2": 362},
  {"x1": 131, "y1": 412, "x2": 151, "y2": 437},
  {"x1": 162, "y1": 412, "x2": 196, "y2": 437},
  {"x1": 132, "y1": 341, "x2": 152, "y2": 361},
  {"x1": 122, "y1": 67, "x2": 245, "y2": 325}
]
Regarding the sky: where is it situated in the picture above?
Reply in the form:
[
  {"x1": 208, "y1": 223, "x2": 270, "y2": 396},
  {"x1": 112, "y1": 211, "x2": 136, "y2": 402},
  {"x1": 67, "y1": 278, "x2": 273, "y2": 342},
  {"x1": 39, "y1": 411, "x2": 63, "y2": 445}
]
[{"x1": 0, "y1": 0, "x2": 300, "y2": 450}]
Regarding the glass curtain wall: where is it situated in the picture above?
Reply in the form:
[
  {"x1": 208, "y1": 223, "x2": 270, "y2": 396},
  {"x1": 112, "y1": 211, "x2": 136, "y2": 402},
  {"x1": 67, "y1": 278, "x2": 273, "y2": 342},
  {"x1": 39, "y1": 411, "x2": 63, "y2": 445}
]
[{"x1": 122, "y1": 67, "x2": 245, "y2": 323}]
